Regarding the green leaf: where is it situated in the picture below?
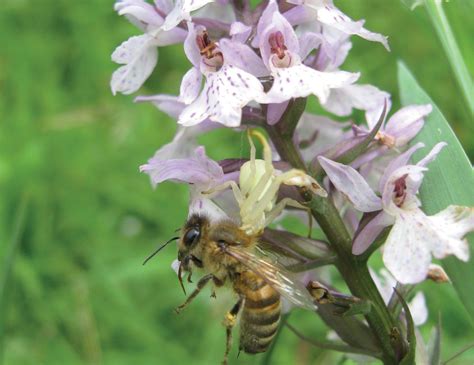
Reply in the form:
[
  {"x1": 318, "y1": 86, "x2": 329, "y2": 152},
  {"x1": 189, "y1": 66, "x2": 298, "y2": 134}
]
[
  {"x1": 429, "y1": 314, "x2": 442, "y2": 365},
  {"x1": 398, "y1": 61, "x2": 474, "y2": 322},
  {"x1": 423, "y1": 0, "x2": 474, "y2": 116},
  {"x1": 395, "y1": 289, "x2": 416, "y2": 365}
]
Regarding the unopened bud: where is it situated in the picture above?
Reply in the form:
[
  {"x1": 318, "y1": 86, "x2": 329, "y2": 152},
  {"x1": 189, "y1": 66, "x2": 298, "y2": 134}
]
[{"x1": 427, "y1": 264, "x2": 450, "y2": 283}]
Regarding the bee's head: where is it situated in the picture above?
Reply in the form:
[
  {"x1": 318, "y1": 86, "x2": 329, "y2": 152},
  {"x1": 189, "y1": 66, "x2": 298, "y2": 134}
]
[{"x1": 177, "y1": 214, "x2": 208, "y2": 269}]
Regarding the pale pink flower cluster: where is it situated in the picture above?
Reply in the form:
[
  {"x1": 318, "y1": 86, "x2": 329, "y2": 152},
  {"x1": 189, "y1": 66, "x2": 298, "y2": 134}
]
[{"x1": 111, "y1": 0, "x2": 473, "y2": 295}]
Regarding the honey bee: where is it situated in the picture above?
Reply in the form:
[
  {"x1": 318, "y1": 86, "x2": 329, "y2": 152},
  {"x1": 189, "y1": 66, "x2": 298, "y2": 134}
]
[
  {"x1": 174, "y1": 213, "x2": 317, "y2": 364},
  {"x1": 144, "y1": 130, "x2": 324, "y2": 364}
]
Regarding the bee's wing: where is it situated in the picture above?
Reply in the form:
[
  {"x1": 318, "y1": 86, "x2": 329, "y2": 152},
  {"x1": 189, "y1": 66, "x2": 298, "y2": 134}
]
[{"x1": 224, "y1": 245, "x2": 317, "y2": 311}]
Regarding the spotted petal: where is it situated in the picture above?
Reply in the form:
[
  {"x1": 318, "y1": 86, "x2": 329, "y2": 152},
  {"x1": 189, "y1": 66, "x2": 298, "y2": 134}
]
[
  {"x1": 178, "y1": 65, "x2": 266, "y2": 127},
  {"x1": 179, "y1": 67, "x2": 203, "y2": 104},
  {"x1": 263, "y1": 62, "x2": 359, "y2": 104},
  {"x1": 295, "y1": 0, "x2": 389, "y2": 50},
  {"x1": 384, "y1": 207, "x2": 472, "y2": 284},
  {"x1": 111, "y1": 34, "x2": 159, "y2": 95}
]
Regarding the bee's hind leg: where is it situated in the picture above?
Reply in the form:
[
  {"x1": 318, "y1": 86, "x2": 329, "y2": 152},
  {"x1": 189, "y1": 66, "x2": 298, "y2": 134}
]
[
  {"x1": 222, "y1": 296, "x2": 244, "y2": 365},
  {"x1": 174, "y1": 274, "x2": 214, "y2": 314}
]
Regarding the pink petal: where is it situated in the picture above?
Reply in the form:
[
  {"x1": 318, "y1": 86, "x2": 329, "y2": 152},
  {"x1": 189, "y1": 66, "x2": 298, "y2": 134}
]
[
  {"x1": 318, "y1": 156, "x2": 382, "y2": 212},
  {"x1": 353, "y1": 211, "x2": 394, "y2": 255},
  {"x1": 267, "y1": 102, "x2": 290, "y2": 126},
  {"x1": 378, "y1": 142, "x2": 424, "y2": 193},
  {"x1": 219, "y1": 39, "x2": 268, "y2": 77},
  {"x1": 135, "y1": 94, "x2": 184, "y2": 118},
  {"x1": 140, "y1": 146, "x2": 224, "y2": 188}
]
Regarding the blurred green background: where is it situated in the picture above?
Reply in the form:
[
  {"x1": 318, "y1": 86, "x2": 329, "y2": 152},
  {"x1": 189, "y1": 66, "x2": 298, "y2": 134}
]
[{"x1": 1, "y1": 1, "x2": 473, "y2": 364}]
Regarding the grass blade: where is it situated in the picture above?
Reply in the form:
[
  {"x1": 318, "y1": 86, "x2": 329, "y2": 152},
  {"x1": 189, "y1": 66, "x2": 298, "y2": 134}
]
[
  {"x1": 0, "y1": 194, "x2": 29, "y2": 363},
  {"x1": 423, "y1": 0, "x2": 474, "y2": 117}
]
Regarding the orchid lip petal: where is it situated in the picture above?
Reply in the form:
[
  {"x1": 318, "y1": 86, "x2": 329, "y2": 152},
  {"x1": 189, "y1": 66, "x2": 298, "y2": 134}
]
[
  {"x1": 111, "y1": 34, "x2": 159, "y2": 95},
  {"x1": 318, "y1": 156, "x2": 382, "y2": 212},
  {"x1": 383, "y1": 207, "x2": 473, "y2": 284},
  {"x1": 178, "y1": 65, "x2": 266, "y2": 127},
  {"x1": 262, "y1": 63, "x2": 359, "y2": 105}
]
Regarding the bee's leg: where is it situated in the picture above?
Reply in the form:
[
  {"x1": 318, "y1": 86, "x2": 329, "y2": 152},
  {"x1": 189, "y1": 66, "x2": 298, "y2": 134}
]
[
  {"x1": 174, "y1": 274, "x2": 214, "y2": 314},
  {"x1": 222, "y1": 296, "x2": 244, "y2": 365}
]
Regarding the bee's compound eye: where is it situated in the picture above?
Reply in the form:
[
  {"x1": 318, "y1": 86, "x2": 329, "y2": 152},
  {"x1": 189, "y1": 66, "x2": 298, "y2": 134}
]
[{"x1": 183, "y1": 227, "x2": 200, "y2": 247}]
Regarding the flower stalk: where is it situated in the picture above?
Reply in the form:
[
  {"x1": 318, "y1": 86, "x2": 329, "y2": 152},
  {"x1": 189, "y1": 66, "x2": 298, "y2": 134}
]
[{"x1": 266, "y1": 120, "x2": 402, "y2": 364}]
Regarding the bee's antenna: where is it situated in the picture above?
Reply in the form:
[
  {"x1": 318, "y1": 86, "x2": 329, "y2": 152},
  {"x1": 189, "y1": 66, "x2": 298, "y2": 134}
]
[{"x1": 142, "y1": 236, "x2": 179, "y2": 265}]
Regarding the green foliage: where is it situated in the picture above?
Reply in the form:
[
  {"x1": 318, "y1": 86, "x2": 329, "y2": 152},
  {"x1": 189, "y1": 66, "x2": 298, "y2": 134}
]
[{"x1": 0, "y1": 1, "x2": 472, "y2": 364}]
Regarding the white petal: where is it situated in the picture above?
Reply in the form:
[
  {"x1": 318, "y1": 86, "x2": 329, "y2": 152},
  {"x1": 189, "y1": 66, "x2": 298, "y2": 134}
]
[
  {"x1": 381, "y1": 165, "x2": 426, "y2": 214},
  {"x1": 264, "y1": 62, "x2": 359, "y2": 104},
  {"x1": 323, "y1": 84, "x2": 389, "y2": 120},
  {"x1": 178, "y1": 65, "x2": 266, "y2": 127},
  {"x1": 385, "y1": 104, "x2": 432, "y2": 136},
  {"x1": 383, "y1": 212, "x2": 433, "y2": 284},
  {"x1": 313, "y1": 3, "x2": 389, "y2": 50},
  {"x1": 416, "y1": 142, "x2": 447, "y2": 167},
  {"x1": 111, "y1": 34, "x2": 158, "y2": 95},
  {"x1": 318, "y1": 156, "x2": 382, "y2": 212},
  {"x1": 426, "y1": 205, "x2": 473, "y2": 261},
  {"x1": 369, "y1": 268, "x2": 396, "y2": 303},
  {"x1": 115, "y1": 0, "x2": 164, "y2": 31},
  {"x1": 408, "y1": 292, "x2": 428, "y2": 327},
  {"x1": 179, "y1": 67, "x2": 203, "y2": 104},
  {"x1": 162, "y1": 0, "x2": 214, "y2": 31}
]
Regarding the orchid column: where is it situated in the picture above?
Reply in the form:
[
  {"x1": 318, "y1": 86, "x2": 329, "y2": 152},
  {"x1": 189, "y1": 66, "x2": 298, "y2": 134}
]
[{"x1": 111, "y1": 1, "x2": 474, "y2": 364}]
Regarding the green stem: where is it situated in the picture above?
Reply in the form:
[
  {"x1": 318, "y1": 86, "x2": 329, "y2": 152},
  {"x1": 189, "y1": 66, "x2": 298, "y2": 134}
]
[
  {"x1": 265, "y1": 124, "x2": 401, "y2": 364},
  {"x1": 286, "y1": 322, "x2": 383, "y2": 358}
]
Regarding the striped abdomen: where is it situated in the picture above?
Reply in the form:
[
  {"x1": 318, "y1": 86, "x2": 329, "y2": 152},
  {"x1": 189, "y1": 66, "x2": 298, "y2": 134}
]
[{"x1": 237, "y1": 272, "x2": 281, "y2": 354}]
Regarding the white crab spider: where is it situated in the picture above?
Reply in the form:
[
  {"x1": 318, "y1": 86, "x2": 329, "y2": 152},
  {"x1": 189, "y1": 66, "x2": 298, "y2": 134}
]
[{"x1": 205, "y1": 130, "x2": 326, "y2": 235}]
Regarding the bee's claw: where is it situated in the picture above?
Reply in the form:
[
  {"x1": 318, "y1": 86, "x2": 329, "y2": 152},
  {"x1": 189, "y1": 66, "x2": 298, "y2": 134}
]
[
  {"x1": 174, "y1": 306, "x2": 184, "y2": 314},
  {"x1": 211, "y1": 291, "x2": 217, "y2": 299}
]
